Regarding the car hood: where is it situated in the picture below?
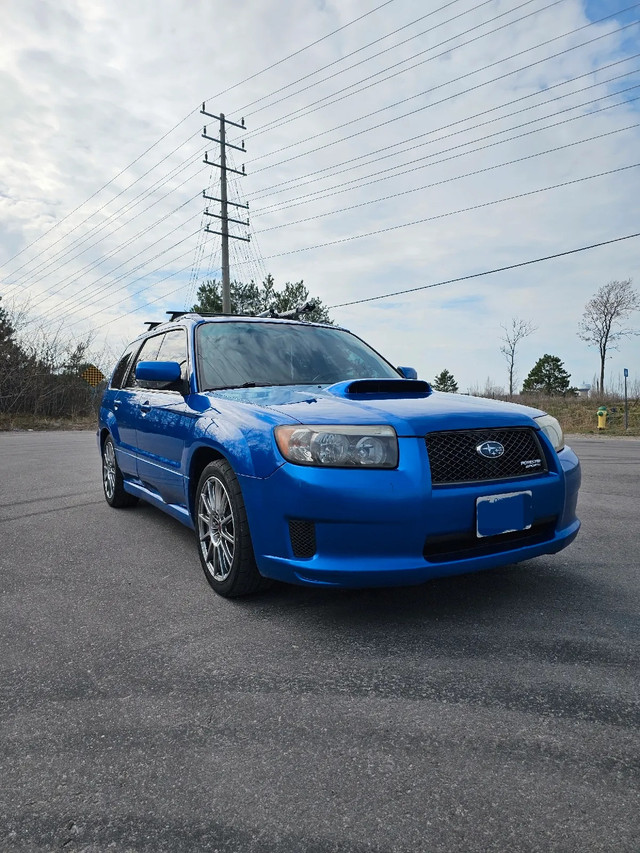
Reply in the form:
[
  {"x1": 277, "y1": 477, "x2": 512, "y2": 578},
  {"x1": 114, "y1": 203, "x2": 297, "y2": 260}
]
[{"x1": 210, "y1": 381, "x2": 546, "y2": 437}]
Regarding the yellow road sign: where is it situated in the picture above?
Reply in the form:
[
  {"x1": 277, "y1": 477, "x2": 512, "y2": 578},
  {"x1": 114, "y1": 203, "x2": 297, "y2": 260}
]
[{"x1": 81, "y1": 365, "x2": 105, "y2": 387}]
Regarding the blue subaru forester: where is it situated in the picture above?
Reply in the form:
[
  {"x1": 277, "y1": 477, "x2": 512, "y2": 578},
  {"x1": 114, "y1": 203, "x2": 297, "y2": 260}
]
[{"x1": 98, "y1": 312, "x2": 580, "y2": 597}]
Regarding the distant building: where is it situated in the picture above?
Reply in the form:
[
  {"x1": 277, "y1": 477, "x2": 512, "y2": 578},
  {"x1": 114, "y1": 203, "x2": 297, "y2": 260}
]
[{"x1": 576, "y1": 383, "x2": 591, "y2": 398}]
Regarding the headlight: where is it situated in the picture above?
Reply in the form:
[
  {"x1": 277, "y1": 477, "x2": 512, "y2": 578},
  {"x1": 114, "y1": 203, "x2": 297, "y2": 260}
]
[
  {"x1": 274, "y1": 425, "x2": 398, "y2": 468},
  {"x1": 535, "y1": 414, "x2": 564, "y2": 452}
]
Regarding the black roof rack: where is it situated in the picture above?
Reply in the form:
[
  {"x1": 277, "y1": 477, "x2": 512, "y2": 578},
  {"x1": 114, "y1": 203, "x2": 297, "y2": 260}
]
[{"x1": 144, "y1": 303, "x2": 319, "y2": 328}]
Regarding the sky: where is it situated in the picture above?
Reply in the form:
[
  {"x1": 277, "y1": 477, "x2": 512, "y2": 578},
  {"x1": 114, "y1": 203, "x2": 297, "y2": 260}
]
[{"x1": 1, "y1": 0, "x2": 639, "y2": 394}]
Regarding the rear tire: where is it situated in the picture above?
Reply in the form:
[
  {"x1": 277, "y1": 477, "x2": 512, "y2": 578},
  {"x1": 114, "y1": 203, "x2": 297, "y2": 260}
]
[
  {"x1": 195, "y1": 458, "x2": 270, "y2": 598},
  {"x1": 102, "y1": 435, "x2": 138, "y2": 508}
]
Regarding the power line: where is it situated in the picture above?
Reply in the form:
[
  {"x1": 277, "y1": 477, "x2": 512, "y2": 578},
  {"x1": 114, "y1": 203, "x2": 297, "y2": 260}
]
[
  {"x1": 2, "y1": 2, "x2": 400, "y2": 275},
  {"x1": 1, "y1": 128, "x2": 202, "y2": 279},
  {"x1": 328, "y1": 233, "x2": 640, "y2": 309},
  {"x1": 246, "y1": 0, "x2": 561, "y2": 148},
  {"x1": 253, "y1": 124, "x2": 639, "y2": 230},
  {"x1": 248, "y1": 10, "x2": 639, "y2": 174},
  {"x1": 43, "y1": 199, "x2": 202, "y2": 320},
  {"x1": 2, "y1": 135, "x2": 205, "y2": 292},
  {"x1": 234, "y1": 161, "x2": 640, "y2": 263},
  {"x1": 58, "y1": 228, "x2": 203, "y2": 328},
  {"x1": 13, "y1": 83, "x2": 636, "y2": 317},
  {"x1": 3, "y1": 154, "x2": 206, "y2": 297},
  {"x1": 6, "y1": 2, "x2": 637, "y2": 331},
  {"x1": 204, "y1": 0, "x2": 399, "y2": 104},
  {"x1": 242, "y1": 0, "x2": 499, "y2": 121},
  {"x1": 29, "y1": 92, "x2": 639, "y2": 321},
  {"x1": 250, "y1": 54, "x2": 639, "y2": 211},
  {"x1": 235, "y1": 0, "x2": 469, "y2": 116},
  {"x1": 247, "y1": 86, "x2": 640, "y2": 203},
  {"x1": 33, "y1": 216, "x2": 203, "y2": 326}
]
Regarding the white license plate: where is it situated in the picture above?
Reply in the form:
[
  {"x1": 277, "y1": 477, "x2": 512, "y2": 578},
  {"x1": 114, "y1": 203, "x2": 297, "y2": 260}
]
[{"x1": 476, "y1": 491, "x2": 533, "y2": 538}]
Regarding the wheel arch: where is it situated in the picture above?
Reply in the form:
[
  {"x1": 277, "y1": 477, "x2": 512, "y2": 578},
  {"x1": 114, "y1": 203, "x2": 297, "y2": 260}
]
[
  {"x1": 187, "y1": 445, "x2": 228, "y2": 522},
  {"x1": 99, "y1": 427, "x2": 111, "y2": 451}
]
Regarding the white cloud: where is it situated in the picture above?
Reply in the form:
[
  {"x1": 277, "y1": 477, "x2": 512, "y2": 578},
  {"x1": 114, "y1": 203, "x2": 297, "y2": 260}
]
[{"x1": 0, "y1": 0, "x2": 638, "y2": 392}]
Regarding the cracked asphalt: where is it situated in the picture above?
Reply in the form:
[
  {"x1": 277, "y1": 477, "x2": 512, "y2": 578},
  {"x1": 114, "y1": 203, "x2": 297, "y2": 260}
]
[{"x1": 0, "y1": 431, "x2": 638, "y2": 852}]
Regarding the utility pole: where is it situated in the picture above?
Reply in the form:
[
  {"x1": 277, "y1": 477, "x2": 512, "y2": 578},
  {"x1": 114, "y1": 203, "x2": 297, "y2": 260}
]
[{"x1": 201, "y1": 105, "x2": 250, "y2": 314}]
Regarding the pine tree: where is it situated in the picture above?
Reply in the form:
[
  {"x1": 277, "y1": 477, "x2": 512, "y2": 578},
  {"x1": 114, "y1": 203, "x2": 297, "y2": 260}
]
[
  {"x1": 433, "y1": 369, "x2": 459, "y2": 393},
  {"x1": 192, "y1": 275, "x2": 332, "y2": 324},
  {"x1": 521, "y1": 355, "x2": 571, "y2": 395}
]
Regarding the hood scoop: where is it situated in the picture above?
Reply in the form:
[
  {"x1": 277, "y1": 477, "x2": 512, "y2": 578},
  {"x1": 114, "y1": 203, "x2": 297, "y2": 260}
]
[{"x1": 327, "y1": 379, "x2": 431, "y2": 398}]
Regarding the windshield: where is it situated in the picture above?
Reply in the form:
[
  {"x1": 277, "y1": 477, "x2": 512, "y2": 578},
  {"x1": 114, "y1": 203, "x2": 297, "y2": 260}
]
[{"x1": 196, "y1": 321, "x2": 399, "y2": 391}]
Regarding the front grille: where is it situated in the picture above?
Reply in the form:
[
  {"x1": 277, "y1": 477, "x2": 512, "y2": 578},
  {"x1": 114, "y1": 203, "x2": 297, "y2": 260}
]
[
  {"x1": 289, "y1": 520, "x2": 317, "y2": 559},
  {"x1": 425, "y1": 427, "x2": 547, "y2": 485}
]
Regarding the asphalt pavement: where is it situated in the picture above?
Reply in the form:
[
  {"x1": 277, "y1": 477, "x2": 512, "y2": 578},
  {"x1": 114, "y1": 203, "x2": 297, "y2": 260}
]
[{"x1": 0, "y1": 431, "x2": 638, "y2": 852}]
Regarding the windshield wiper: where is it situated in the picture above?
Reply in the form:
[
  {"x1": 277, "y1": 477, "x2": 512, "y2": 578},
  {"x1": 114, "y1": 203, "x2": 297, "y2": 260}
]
[{"x1": 204, "y1": 382, "x2": 273, "y2": 391}]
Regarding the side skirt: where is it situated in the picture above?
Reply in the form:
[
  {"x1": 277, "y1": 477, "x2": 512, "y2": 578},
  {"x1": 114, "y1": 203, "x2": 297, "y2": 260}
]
[{"x1": 123, "y1": 479, "x2": 195, "y2": 530}]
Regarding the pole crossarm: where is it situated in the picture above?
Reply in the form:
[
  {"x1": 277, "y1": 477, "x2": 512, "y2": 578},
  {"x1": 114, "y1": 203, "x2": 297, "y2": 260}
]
[
  {"x1": 205, "y1": 210, "x2": 249, "y2": 227},
  {"x1": 203, "y1": 192, "x2": 249, "y2": 210},
  {"x1": 202, "y1": 130, "x2": 245, "y2": 152},
  {"x1": 205, "y1": 226, "x2": 251, "y2": 243},
  {"x1": 203, "y1": 152, "x2": 246, "y2": 176},
  {"x1": 200, "y1": 104, "x2": 245, "y2": 129}
]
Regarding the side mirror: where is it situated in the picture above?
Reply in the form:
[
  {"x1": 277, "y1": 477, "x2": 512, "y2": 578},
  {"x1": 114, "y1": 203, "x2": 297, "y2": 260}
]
[
  {"x1": 135, "y1": 361, "x2": 186, "y2": 392},
  {"x1": 135, "y1": 361, "x2": 182, "y2": 383},
  {"x1": 397, "y1": 366, "x2": 418, "y2": 380}
]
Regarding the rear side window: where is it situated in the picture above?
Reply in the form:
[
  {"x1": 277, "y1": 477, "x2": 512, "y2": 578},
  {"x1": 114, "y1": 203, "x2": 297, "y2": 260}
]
[{"x1": 110, "y1": 343, "x2": 138, "y2": 389}]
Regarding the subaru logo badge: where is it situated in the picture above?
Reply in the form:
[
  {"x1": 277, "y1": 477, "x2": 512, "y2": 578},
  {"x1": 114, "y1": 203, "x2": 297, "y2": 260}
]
[{"x1": 476, "y1": 440, "x2": 505, "y2": 459}]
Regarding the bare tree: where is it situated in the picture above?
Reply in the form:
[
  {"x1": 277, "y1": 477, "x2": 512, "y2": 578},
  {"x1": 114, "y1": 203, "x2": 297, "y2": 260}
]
[
  {"x1": 578, "y1": 279, "x2": 639, "y2": 393},
  {"x1": 500, "y1": 318, "x2": 537, "y2": 396}
]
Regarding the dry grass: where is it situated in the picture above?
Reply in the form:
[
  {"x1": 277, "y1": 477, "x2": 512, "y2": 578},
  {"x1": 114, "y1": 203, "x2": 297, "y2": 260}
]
[
  {"x1": 506, "y1": 394, "x2": 640, "y2": 436},
  {"x1": 1, "y1": 398, "x2": 638, "y2": 436},
  {"x1": 0, "y1": 414, "x2": 97, "y2": 432}
]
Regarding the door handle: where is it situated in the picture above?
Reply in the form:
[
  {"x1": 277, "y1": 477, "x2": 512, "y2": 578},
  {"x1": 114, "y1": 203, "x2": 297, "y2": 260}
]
[{"x1": 140, "y1": 401, "x2": 151, "y2": 414}]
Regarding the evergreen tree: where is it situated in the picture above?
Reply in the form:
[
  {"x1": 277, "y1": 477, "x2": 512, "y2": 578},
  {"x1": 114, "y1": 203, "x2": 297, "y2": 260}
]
[
  {"x1": 433, "y1": 369, "x2": 459, "y2": 393},
  {"x1": 192, "y1": 274, "x2": 332, "y2": 324},
  {"x1": 521, "y1": 354, "x2": 571, "y2": 395}
]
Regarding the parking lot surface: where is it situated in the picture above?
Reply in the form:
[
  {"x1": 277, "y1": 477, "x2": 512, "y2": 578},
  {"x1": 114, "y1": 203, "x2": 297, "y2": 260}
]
[{"x1": 0, "y1": 431, "x2": 638, "y2": 852}]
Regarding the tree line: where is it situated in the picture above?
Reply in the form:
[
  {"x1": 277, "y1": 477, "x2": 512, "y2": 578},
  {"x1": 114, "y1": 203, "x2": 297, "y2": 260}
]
[
  {"x1": 1, "y1": 274, "x2": 636, "y2": 419},
  {"x1": 434, "y1": 279, "x2": 638, "y2": 396},
  {"x1": 0, "y1": 275, "x2": 329, "y2": 421},
  {"x1": 0, "y1": 296, "x2": 98, "y2": 419}
]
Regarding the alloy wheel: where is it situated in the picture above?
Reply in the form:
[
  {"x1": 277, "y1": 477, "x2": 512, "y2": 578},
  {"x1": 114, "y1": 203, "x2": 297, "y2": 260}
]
[
  {"x1": 103, "y1": 440, "x2": 116, "y2": 500},
  {"x1": 197, "y1": 475, "x2": 236, "y2": 582}
]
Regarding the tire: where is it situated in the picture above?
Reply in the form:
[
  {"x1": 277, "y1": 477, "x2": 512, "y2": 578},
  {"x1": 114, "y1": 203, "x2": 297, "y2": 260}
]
[
  {"x1": 195, "y1": 458, "x2": 269, "y2": 598},
  {"x1": 102, "y1": 435, "x2": 138, "y2": 508}
]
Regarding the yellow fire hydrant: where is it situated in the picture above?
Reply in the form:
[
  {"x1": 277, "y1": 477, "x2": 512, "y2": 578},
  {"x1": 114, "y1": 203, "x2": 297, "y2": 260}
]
[{"x1": 597, "y1": 406, "x2": 608, "y2": 430}]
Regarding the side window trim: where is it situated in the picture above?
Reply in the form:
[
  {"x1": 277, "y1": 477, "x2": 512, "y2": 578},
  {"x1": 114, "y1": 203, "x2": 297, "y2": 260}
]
[
  {"x1": 118, "y1": 342, "x2": 141, "y2": 389},
  {"x1": 123, "y1": 335, "x2": 164, "y2": 389},
  {"x1": 151, "y1": 328, "x2": 189, "y2": 394},
  {"x1": 121, "y1": 328, "x2": 190, "y2": 393}
]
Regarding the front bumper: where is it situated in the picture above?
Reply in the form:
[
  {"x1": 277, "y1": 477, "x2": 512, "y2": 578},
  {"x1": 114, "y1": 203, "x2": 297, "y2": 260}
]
[{"x1": 238, "y1": 438, "x2": 581, "y2": 588}]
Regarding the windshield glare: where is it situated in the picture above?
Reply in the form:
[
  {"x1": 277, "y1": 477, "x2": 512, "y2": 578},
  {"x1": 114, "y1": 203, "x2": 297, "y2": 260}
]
[{"x1": 196, "y1": 321, "x2": 399, "y2": 390}]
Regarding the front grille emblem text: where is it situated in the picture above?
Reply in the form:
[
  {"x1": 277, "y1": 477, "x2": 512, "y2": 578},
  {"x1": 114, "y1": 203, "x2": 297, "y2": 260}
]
[{"x1": 520, "y1": 458, "x2": 541, "y2": 469}]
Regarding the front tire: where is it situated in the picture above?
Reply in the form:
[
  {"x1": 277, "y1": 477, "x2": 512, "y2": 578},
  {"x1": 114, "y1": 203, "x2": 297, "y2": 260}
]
[
  {"x1": 195, "y1": 459, "x2": 268, "y2": 598},
  {"x1": 102, "y1": 435, "x2": 138, "y2": 508}
]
